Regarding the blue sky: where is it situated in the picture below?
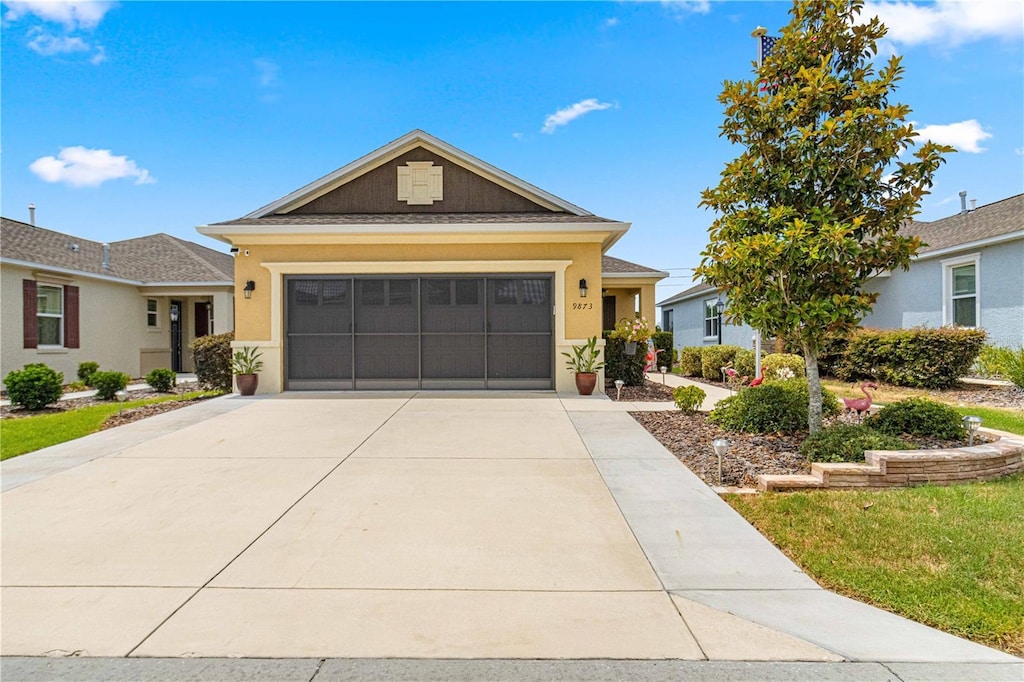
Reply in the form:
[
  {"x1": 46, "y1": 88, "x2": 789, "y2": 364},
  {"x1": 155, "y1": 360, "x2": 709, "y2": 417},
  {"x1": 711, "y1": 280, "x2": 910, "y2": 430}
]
[{"x1": 2, "y1": 1, "x2": 1022, "y2": 301}]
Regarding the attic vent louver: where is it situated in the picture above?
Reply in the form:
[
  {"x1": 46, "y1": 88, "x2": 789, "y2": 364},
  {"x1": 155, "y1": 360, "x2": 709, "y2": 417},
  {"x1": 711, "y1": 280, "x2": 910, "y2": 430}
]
[{"x1": 397, "y1": 162, "x2": 443, "y2": 205}]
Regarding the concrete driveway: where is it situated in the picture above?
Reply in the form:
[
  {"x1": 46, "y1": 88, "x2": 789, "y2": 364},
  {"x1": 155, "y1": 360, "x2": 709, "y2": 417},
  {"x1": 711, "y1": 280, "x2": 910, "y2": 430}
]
[{"x1": 2, "y1": 393, "x2": 1020, "y2": 672}]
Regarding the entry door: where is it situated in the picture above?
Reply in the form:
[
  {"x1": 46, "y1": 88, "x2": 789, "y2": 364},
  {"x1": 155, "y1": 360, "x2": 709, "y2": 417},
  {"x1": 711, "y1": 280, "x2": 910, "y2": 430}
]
[{"x1": 170, "y1": 300, "x2": 183, "y2": 372}]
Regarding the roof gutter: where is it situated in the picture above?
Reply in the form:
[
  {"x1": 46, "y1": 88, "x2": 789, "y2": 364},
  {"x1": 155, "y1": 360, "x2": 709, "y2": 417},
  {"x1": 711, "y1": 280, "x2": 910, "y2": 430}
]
[{"x1": 913, "y1": 230, "x2": 1024, "y2": 261}]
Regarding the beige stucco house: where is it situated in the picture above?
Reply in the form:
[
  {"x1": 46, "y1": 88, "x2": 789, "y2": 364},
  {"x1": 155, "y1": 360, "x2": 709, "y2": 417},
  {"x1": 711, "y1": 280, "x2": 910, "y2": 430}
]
[
  {"x1": 1, "y1": 217, "x2": 234, "y2": 386},
  {"x1": 198, "y1": 130, "x2": 665, "y2": 393}
]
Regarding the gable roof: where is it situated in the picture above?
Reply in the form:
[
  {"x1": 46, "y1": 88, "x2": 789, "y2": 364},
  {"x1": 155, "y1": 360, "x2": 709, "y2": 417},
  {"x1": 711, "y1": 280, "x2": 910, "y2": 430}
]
[
  {"x1": 907, "y1": 193, "x2": 1023, "y2": 255},
  {"x1": 658, "y1": 281, "x2": 715, "y2": 307},
  {"x1": 245, "y1": 129, "x2": 594, "y2": 219},
  {"x1": 602, "y1": 255, "x2": 669, "y2": 279},
  {"x1": 0, "y1": 217, "x2": 233, "y2": 284}
]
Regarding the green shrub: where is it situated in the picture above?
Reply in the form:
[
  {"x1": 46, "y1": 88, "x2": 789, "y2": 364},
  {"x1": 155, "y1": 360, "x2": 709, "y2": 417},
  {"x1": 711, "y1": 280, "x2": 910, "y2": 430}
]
[
  {"x1": 762, "y1": 353, "x2": 805, "y2": 381},
  {"x1": 91, "y1": 370, "x2": 130, "y2": 400},
  {"x1": 4, "y1": 363, "x2": 64, "y2": 410},
  {"x1": 191, "y1": 332, "x2": 234, "y2": 392},
  {"x1": 800, "y1": 424, "x2": 908, "y2": 463},
  {"x1": 835, "y1": 327, "x2": 986, "y2": 389},
  {"x1": 975, "y1": 345, "x2": 1024, "y2": 389},
  {"x1": 709, "y1": 379, "x2": 840, "y2": 435},
  {"x1": 145, "y1": 368, "x2": 177, "y2": 393},
  {"x1": 673, "y1": 385, "x2": 706, "y2": 412},
  {"x1": 700, "y1": 345, "x2": 743, "y2": 381},
  {"x1": 77, "y1": 361, "x2": 100, "y2": 386},
  {"x1": 677, "y1": 347, "x2": 703, "y2": 377},
  {"x1": 816, "y1": 335, "x2": 850, "y2": 378},
  {"x1": 867, "y1": 398, "x2": 966, "y2": 440},
  {"x1": 733, "y1": 348, "x2": 756, "y2": 378},
  {"x1": 652, "y1": 331, "x2": 674, "y2": 370},
  {"x1": 602, "y1": 333, "x2": 646, "y2": 386}
]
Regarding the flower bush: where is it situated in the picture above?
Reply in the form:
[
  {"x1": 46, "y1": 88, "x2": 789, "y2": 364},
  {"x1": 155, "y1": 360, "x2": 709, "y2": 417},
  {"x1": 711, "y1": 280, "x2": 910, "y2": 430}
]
[{"x1": 610, "y1": 316, "x2": 652, "y2": 343}]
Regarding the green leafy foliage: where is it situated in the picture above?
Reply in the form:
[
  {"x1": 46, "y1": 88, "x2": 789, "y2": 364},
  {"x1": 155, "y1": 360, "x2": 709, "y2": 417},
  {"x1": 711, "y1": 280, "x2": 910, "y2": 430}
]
[
  {"x1": 230, "y1": 346, "x2": 264, "y2": 375},
  {"x1": 694, "y1": 0, "x2": 952, "y2": 432},
  {"x1": 701, "y1": 344, "x2": 744, "y2": 381},
  {"x1": 835, "y1": 327, "x2": 986, "y2": 388},
  {"x1": 975, "y1": 345, "x2": 1024, "y2": 389},
  {"x1": 190, "y1": 332, "x2": 234, "y2": 391},
  {"x1": 673, "y1": 385, "x2": 707, "y2": 412},
  {"x1": 800, "y1": 424, "x2": 907, "y2": 462},
  {"x1": 867, "y1": 398, "x2": 966, "y2": 440},
  {"x1": 4, "y1": 363, "x2": 64, "y2": 410},
  {"x1": 733, "y1": 348, "x2": 756, "y2": 377},
  {"x1": 562, "y1": 336, "x2": 605, "y2": 374},
  {"x1": 652, "y1": 331, "x2": 674, "y2": 370},
  {"x1": 602, "y1": 333, "x2": 646, "y2": 386},
  {"x1": 145, "y1": 368, "x2": 177, "y2": 393},
  {"x1": 91, "y1": 371, "x2": 130, "y2": 400},
  {"x1": 709, "y1": 379, "x2": 840, "y2": 435},
  {"x1": 77, "y1": 361, "x2": 100, "y2": 386},
  {"x1": 677, "y1": 347, "x2": 703, "y2": 377},
  {"x1": 762, "y1": 353, "x2": 805, "y2": 381}
]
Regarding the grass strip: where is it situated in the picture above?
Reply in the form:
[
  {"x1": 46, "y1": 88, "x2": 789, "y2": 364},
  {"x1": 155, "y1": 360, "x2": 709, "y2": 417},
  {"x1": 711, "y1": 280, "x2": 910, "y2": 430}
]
[
  {"x1": 1, "y1": 392, "x2": 216, "y2": 461},
  {"x1": 727, "y1": 475, "x2": 1024, "y2": 656}
]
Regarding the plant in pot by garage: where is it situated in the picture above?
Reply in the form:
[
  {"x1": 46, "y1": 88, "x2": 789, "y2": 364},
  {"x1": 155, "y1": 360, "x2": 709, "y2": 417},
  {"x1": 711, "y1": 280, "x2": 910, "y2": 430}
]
[
  {"x1": 611, "y1": 316, "x2": 652, "y2": 356},
  {"x1": 231, "y1": 346, "x2": 264, "y2": 396},
  {"x1": 563, "y1": 336, "x2": 605, "y2": 395}
]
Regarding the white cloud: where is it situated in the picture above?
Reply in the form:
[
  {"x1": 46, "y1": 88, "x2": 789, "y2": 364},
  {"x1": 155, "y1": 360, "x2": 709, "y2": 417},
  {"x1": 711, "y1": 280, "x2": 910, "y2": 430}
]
[
  {"x1": 862, "y1": 1, "x2": 1023, "y2": 47},
  {"x1": 512, "y1": 132, "x2": 524, "y2": 140},
  {"x1": 29, "y1": 146, "x2": 155, "y2": 187},
  {"x1": 27, "y1": 29, "x2": 89, "y2": 56},
  {"x1": 254, "y1": 58, "x2": 280, "y2": 88},
  {"x1": 541, "y1": 98, "x2": 616, "y2": 134},
  {"x1": 3, "y1": 1, "x2": 114, "y2": 30},
  {"x1": 604, "y1": 17, "x2": 619, "y2": 28},
  {"x1": 913, "y1": 120, "x2": 992, "y2": 153},
  {"x1": 661, "y1": 1, "x2": 711, "y2": 18}
]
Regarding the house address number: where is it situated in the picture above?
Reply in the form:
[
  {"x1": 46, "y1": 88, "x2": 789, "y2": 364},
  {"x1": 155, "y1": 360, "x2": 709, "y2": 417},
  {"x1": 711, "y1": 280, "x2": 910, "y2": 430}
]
[{"x1": 572, "y1": 303, "x2": 593, "y2": 310}]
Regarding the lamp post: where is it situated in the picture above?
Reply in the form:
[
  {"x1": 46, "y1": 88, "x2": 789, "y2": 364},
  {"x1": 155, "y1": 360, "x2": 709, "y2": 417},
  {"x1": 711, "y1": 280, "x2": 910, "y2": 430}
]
[
  {"x1": 712, "y1": 438, "x2": 730, "y2": 485},
  {"x1": 714, "y1": 300, "x2": 725, "y2": 345},
  {"x1": 962, "y1": 415, "x2": 982, "y2": 446},
  {"x1": 115, "y1": 389, "x2": 128, "y2": 417}
]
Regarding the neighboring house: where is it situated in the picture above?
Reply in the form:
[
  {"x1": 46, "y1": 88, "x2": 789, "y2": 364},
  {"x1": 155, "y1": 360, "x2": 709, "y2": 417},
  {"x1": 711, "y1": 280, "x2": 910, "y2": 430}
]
[
  {"x1": 658, "y1": 193, "x2": 1024, "y2": 353},
  {"x1": 197, "y1": 129, "x2": 666, "y2": 393},
  {"x1": 1, "y1": 217, "x2": 235, "y2": 386},
  {"x1": 601, "y1": 256, "x2": 669, "y2": 331}
]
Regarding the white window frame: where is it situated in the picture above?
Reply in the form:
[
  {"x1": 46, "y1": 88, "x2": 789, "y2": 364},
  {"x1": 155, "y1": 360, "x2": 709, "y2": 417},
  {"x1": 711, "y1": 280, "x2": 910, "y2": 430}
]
[
  {"x1": 37, "y1": 283, "x2": 64, "y2": 348},
  {"x1": 941, "y1": 253, "x2": 980, "y2": 328},
  {"x1": 703, "y1": 298, "x2": 720, "y2": 340},
  {"x1": 662, "y1": 308, "x2": 674, "y2": 333},
  {"x1": 147, "y1": 298, "x2": 160, "y2": 329}
]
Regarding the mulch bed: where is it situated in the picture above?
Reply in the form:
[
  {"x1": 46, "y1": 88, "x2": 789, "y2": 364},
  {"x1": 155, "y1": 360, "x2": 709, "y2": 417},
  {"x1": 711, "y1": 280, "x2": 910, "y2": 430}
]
[
  {"x1": 606, "y1": 380, "x2": 675, "y2": 402},
  {"x1": 101, "y1": 397, "x2": 214, "y2": 429},
  {"x1": 1, "y1": 389, "x2": 217, "y2": 430}
]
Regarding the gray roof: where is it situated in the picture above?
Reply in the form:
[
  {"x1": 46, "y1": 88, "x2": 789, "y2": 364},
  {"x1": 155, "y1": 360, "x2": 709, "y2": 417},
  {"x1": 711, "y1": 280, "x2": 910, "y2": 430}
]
[
  {"x1": 212, "y1": 213, "x2": 620, "y2": 227},
  {"x1": 658, "y1": 281, "x2": 715, "y2": 307},
  {"x1": 602, "y1": 255, "x2": 669, "y2": 277},
  {"x1": 0, "y1": 217, "x2": 233, "y2": 284},
  {"x1": 907, "y1": 193, "x2": 1023, "y2": 253}
]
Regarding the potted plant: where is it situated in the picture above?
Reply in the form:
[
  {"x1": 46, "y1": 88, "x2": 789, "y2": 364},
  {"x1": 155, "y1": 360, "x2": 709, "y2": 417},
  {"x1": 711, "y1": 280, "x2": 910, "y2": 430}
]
[
  {"x1": 611, "y1": 316, "x2": 652, "y2": 356},
  {"x1": 231, "y1": 346, "x2": 264, "y2": 396},
  {"x1": 562, "y1": 336, "x2": 605, "y2": 395}
]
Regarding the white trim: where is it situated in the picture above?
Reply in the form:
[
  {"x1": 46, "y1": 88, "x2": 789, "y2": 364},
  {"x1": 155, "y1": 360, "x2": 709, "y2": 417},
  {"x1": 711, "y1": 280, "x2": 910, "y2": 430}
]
[
  {"x1": 242, "y1": 130, "x2": 594, "y2": 219},
  {"x1": 941, "y1": 252, "x2": 980, "y2": 328},
  {"x1": 702, "y1": 297, "x2": 720, "y2": 341},
  {"x1": 36, "y1": 282, "x2": 65, "y2": 347},
  {"x1": 199, "y1": 221, "x2": 626, "y2": 237},
  {"x1": 915, "y1": 231, "x2": 1023, "y2": 261},
  {"x1": 602, "y1": 270, "x2": 671, "y2": 279}
]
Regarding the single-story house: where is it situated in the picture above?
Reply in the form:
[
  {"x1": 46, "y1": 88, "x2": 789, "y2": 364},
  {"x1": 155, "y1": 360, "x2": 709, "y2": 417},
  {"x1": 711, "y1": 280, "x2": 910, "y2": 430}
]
[
  {"x1": 197, "y1": 130, "x2": 666, "y2": 393},
  {"x1": 1, "y1": 216, "x2": 235, "y2": 386},
  {"x1": 659, "y1": 193, "x2": 1024, "y2": 353}
]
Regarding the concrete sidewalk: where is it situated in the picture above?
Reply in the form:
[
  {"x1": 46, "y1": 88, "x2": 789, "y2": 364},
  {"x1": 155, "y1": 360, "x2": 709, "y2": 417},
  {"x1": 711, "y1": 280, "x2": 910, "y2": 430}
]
[{"x1": 1, "y1": 392, "x2": 1020, "y2": 680}]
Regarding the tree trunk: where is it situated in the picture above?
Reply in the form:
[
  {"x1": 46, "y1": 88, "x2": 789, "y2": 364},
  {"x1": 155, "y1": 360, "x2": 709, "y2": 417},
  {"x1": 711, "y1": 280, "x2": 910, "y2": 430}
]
[{"x1": 802, "y1": 342, "x2": 823, "y2": 434}]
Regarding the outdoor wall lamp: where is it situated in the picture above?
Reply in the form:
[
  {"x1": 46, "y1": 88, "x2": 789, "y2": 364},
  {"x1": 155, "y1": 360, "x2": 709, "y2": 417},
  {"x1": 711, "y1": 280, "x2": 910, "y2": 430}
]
[
  {"x1": 714, "y1": 299, "x2": 725, "y2": 345},
  {"x1": 579, "y1": 278, "x2": 588, "y2": 298},
  {"x1": 962, "y1": 415, "x2": 982, "y2": 446},
  {"x1": 243, "y1": 280, "x2": 256, "y2": 300},
  {"x1": 169, "y1": 307, "x2": 179, "y2": 323}
]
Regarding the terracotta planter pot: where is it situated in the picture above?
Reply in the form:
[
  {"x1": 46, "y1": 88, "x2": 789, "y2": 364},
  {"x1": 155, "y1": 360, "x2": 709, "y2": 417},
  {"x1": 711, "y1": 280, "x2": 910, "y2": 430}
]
[
  {"x1": 624, "y1": 341, "x2": 638, "y2": 356},
  {"x1": 574, "y1": 372, "x2": 598, "y2": 396},
  {"x1": 236, "y1": 374, "x2": 259, "y2": 396}
]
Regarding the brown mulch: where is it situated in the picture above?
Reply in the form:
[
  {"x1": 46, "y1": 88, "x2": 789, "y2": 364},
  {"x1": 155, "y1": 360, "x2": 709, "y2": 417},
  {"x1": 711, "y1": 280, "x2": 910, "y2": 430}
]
[
  {"x1": 1, "y1": 388, "x2": 213, "y2": 427},
  {"x1": 607, "y1": 380, "x2": 675, "y2": 402},
  {"x1": 101, "y1": 398, "x2": 212, "y2": 429}
]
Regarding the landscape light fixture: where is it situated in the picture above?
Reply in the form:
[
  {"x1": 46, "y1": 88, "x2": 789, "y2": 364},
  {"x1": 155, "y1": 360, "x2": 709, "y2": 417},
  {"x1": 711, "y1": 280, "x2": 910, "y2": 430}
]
[
  {"x1": 579, "y1": 279, "x2": 588, "y2": 298},
  {"x1": 962, "y1": 415, "x2": 982, "y2": 446},
  {"x1": 659, "y1": 366, "x2": 667, "y2": 384},
  {"x1": 712, "y1": 438, "x2": 730, "y2": 485},
  {"x1": 243, "y1": 280, "x2": 256, "y2": 300},
  {"x1": 614, "y1": 379, "x2": 625, "y2": 401},
  {"x1": 115, "y1": 389, "x2": 128, "y2": 416}
]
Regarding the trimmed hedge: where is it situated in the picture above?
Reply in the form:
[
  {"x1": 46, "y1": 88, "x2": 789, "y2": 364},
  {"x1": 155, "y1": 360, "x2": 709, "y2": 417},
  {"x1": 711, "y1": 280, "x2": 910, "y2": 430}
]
[
  {"x1": 709, "y1": 379, "x2": 841, "y2": 435},
  {"x1": 92, "y1": 370, "x2": 130, "y2": 400},
  {"x1": 833, "y1": 327, "x2": 986, "y2": 389},
  {"x1": 77, "y1": 361, "x2": 100, "y2": 387},
  {"x1": 673, "y1": 385, "x2": 706, "y2": 412},
  {"x1": 799, "y1": 424, "x2": 907, "y2": 463},
  {"x1": 733, "y1": 348, "x2": 756, "y2": 378},
  {"x1": 700, "y1": 345, "x2": 743, "y2": 381},
  {"x1": 146, "y1": 368, "x2": 177, "y2": 393},
  {"x1": 5, "y1": 363, "x2": 64, "y2": 410},
  {"x1": 191, "y1": 332, "x2": 235, "y2": 392},
  {"x1": 762, "y1": 353, "x2": 805, "y2": 381},
  {"x1": 677, "y1": 347, "x2": 703, "y2": 377},
  {"x1": 867, "y1": 398, "x2": 966, "y2": 440},
  {"x1": 602, "y1": 333, "x2": 647, "y2": 386},
  {"x1": 651, "y1": 331, "x2": 674, "y2": 371}
]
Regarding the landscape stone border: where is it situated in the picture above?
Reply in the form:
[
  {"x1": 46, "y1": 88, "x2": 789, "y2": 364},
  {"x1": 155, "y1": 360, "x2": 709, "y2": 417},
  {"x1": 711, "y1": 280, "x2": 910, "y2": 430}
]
[{"x1": 759, "y1": 429, "x2": 1024, "y2": 492}]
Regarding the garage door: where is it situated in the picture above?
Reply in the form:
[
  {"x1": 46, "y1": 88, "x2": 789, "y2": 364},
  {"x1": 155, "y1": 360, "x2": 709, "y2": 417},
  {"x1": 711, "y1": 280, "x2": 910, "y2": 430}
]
[{"x1": 285, "y1": 275, "x2": 553, "y2": 390}]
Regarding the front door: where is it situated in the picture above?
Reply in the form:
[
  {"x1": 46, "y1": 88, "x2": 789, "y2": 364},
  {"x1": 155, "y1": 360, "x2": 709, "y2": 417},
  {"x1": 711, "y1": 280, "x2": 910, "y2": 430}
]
[
  {"x1": 603, "y1": 295, "x2": 617, "y2": 331},
  {"x1": 194, "y1": 302, "x2": 211, "y2": 338},
  {"x1": 170, "y1": 300, "x2": 183, "y2": 372}
]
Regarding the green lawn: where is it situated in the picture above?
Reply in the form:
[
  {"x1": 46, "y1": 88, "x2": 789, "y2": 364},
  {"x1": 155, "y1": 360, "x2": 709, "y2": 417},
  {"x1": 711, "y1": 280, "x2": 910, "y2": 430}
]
[
  {"x1": 947, "y1": 405, "x2": 1024, "y2": 436},
  {"x1": 1, "y1": 392, "x2": 217, "y2": 461},
  {"x1": 727, "y1": 474, "x2": 1024, "y2": 656}
]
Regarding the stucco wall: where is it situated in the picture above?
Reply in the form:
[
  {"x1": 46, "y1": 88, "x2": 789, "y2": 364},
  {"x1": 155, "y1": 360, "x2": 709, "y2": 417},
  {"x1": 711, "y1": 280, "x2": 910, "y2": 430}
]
[
  {"x1": 664, "y1": 296, "x2": 756, "y2": 351},
  {"x1": 862, "y1": 240, "x2": 1024, "y2": 348},
  {"x1": 230, "y1": 239, "x2": 604, "y2": 393}
]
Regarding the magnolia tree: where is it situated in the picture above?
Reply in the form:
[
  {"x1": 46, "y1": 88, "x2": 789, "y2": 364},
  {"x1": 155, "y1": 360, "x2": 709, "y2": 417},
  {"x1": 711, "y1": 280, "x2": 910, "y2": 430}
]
[{"x1": 695, "y1": 0, "x2": 952, "y2": 433}]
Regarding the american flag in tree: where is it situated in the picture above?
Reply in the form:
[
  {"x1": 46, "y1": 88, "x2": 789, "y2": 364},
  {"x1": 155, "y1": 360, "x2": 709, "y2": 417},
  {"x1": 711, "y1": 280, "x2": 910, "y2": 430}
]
[{"x1": 760, "y1": 34, "x2": 779, "y2": 63}]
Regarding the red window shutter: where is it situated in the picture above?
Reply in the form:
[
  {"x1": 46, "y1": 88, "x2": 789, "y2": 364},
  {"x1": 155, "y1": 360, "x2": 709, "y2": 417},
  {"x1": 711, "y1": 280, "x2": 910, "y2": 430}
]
[
  {"x1": 23, "y1": 280, "x2": 38, "y2": 349},
  {"x1": 65, "y1": 286, "x2": 80, "y2": 349}
]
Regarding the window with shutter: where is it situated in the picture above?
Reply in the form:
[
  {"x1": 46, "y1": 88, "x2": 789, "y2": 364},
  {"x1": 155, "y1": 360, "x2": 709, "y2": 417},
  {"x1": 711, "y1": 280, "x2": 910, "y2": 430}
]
[{"x1": 22, "y1": 280, "x2": 38, "y2": 349}]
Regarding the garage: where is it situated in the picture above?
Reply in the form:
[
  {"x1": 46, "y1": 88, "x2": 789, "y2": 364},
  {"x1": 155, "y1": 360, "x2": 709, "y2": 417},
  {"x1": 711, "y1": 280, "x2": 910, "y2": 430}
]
[{"x1": 285, "y1": 275, "x2": 553, "y2": 390}]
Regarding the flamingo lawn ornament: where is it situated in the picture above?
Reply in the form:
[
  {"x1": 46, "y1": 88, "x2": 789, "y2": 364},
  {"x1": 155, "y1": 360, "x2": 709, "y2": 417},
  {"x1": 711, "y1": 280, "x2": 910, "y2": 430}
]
[
  {"x1": 843, "y1": 382, "x2": 878, "y2": 419},
  {"x1": 748, "y1": 368, "x2": 766, "y2": 387}
]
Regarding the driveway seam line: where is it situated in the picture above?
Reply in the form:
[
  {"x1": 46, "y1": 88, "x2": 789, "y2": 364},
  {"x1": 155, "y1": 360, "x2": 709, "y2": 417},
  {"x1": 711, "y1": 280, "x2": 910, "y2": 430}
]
[{"x1": 122, "y1": 395, "x2": 415, "y2": 658}]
